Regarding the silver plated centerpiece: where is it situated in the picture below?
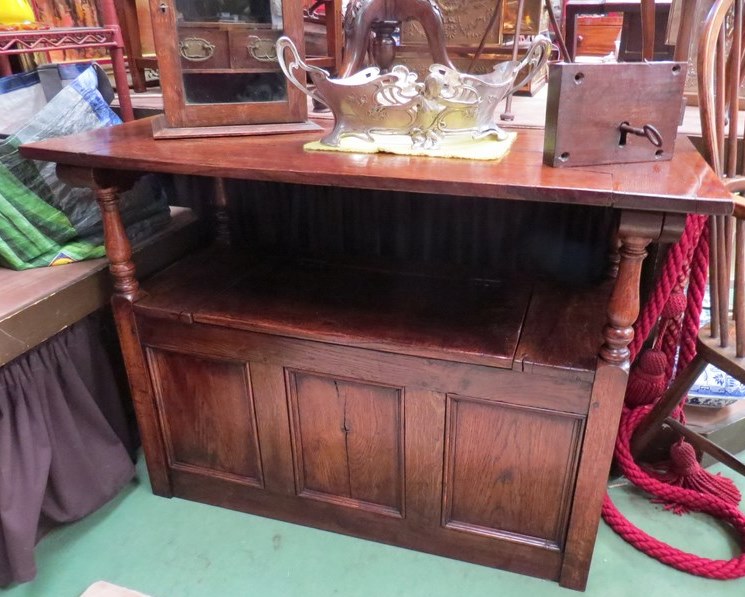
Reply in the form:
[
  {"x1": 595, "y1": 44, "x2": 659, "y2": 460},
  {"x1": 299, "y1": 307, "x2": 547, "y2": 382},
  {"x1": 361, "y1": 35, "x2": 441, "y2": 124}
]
[{"x1": 276, "y1": 35, "x2": 551, "y2": 150}]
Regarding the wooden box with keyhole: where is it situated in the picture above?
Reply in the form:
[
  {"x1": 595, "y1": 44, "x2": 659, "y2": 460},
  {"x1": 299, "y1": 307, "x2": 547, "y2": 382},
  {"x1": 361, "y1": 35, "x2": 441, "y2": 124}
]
[
  {"x1": 543, "y1": 62, "x2": 686, "y2": 167},
  {"x1": 149, "y1": 0, "x2": 320, "y2": 138}
]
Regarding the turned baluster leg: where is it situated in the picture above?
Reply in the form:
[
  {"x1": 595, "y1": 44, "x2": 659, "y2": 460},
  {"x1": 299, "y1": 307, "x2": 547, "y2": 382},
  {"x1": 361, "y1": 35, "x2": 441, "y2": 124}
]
[
  {"x1": 600, "y1": 235, "x2": 652, "y2": 368},
  {"x1": 96, "y1": 187, "x2": 141, "y2": 301},
  {"x1": 560, "y1": 211, "x2": 666, "y2": 590},
  {"x1": 94, "y1": 184, "x2": 173, "y2": 497},
  {"x1": 607, "y1": 232, "x2": 621, "y2": 279},
  {"x1": 56, "y1": 165, "x2": 173, "y2": 497},
  {"x1": 213, "y1": 177, "x2": 232, "y2": 247}
]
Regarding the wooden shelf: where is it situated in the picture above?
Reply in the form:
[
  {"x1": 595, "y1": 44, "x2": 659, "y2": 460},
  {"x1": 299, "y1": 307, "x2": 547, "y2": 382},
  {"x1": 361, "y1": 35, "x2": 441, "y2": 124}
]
[{"x1": 134, "y1": 248, "x2": 610, "y2": 380}]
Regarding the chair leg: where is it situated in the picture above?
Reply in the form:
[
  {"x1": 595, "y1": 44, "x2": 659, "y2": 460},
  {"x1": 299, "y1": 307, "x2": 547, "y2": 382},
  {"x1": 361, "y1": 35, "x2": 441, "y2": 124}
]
[
  {"x1": 116, "y1": 0, "x2": 148, "y2": 93},
  {"x1": 665, "y1": 417, "x2": 745, "y2": 477},
  {"x1": 631, "y1": 352, "x2": 707, "y2": 457}
]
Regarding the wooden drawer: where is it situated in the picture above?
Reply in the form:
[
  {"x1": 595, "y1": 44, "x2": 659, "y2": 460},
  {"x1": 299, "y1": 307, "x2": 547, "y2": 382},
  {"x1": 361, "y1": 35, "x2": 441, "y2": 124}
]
[
  {"x1": 229, "y1": 28, "x2": 282, "y2": 70},
  {"x1": 178, "y1": 25, "x2": 230, "y2": 70},
  {"x1": 576, "y1": 15, "x2": 623, "y2": 57}
]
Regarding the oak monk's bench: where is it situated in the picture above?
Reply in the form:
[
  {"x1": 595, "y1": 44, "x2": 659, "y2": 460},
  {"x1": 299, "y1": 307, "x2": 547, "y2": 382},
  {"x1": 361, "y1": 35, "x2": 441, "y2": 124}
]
[{"x1": 19, "y1": 117, "x2": 733, "y2": 591}]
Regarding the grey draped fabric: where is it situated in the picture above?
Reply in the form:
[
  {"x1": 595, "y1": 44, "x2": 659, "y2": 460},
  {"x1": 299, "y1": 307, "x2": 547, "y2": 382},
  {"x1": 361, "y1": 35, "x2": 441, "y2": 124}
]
[{"x1": 0, "y1": 311, "x2": 135, "y2": 587}]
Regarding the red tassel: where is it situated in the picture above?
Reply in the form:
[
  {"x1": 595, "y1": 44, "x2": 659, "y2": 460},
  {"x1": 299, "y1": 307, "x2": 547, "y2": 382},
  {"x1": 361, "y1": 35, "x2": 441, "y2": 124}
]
[
  {"x1": 661, "y1": 291, "x2": 687, "y2": 320},
  {"x1": 626, "y1": 348, "x2": 668, "y2": 408},
  {"x1": 654, "y1": 440, "x2": 742, "y2": 514}
]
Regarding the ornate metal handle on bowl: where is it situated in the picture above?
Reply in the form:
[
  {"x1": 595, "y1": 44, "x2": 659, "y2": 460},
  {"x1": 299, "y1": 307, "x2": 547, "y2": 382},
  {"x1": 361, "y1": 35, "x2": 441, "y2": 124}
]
[
  {"x1": 179, "y1": 37, "x2": 216, "y2": 62},
  {"x1": 508, "y1": 35, "x2": 553, "y2": 96},
  {"x1": 247, "y1": 35, "x2": 278, "y2": 62},
  {"x1": 276, "y1": 36, "x2": 330, "y2": 106}
]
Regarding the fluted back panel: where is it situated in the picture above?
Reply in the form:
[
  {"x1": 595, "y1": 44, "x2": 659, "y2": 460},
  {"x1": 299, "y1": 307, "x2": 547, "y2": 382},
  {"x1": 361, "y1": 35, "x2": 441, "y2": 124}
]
[{"x1": 225, "y1": 180, "x2": 614, "y2": 285}]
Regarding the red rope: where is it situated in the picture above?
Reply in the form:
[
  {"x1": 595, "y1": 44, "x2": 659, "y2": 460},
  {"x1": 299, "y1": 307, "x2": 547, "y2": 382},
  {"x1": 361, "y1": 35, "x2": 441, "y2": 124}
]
[
  {"x1": 602, "y1": 214, "x2": 745, "y2": 579},
  {"x1": 602, "y1": 408, "x2": 745, "y2": 578},
  {"x1": 629, "y1": 216, "x2": 708, "y2": 359}
]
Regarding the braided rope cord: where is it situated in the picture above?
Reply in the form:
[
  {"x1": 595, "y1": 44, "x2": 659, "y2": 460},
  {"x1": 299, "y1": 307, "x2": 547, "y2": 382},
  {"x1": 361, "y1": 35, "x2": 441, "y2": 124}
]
[{"x1": 601, "y1": 215, "x2": 745, "y2": 579}]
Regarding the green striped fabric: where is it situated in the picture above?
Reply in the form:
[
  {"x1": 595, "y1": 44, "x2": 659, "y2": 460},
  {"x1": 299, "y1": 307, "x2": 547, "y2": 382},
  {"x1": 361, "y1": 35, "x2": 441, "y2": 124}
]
[{"x1": 0, "y1": 162, "x2": 103, "y2": 269}]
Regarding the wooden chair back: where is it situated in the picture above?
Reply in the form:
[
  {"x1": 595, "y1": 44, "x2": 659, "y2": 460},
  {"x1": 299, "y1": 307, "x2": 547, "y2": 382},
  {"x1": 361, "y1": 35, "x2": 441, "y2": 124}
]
[{"x1": 698, "y1": 0, "x2": 745, "y2": 357}]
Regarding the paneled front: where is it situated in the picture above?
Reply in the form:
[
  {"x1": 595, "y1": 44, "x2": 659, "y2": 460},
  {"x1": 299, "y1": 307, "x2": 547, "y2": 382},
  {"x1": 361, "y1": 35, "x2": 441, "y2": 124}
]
[
  {"x1": 287, "y1": 370, "x2": 405, "y2": 517},
  {"x1": 443, "y1": 395, "x2": 583, "y2": 548},
  {"x1": 147, "y1": 348, "x2": 264, "y2": 487},
  {"x1": 136, "y1": 313, "x2": 593, "y2": 583}
]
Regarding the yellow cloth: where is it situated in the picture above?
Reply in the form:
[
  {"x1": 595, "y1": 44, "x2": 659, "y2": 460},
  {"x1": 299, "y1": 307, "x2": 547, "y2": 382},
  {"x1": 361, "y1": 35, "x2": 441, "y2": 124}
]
[
  {"x1": 0, "y1": 0, "x2": 35, "y2": 24},
  {"x1": 304, "y1": 131, "x2": 517, "y2": 161}
]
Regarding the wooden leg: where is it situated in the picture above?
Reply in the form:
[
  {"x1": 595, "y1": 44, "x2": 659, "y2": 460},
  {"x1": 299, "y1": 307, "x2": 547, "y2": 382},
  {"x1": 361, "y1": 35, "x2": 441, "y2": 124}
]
[
  {"x1": 94, "y1": 185, "x2": 173, "y2": 497},
  {"x1": 96, "y1": 187, "x2": 141, "y2": 301},
  {"x1": 116, "y1": 0, "x2": 148, "y2": 93},
  {"x1": 599, "y1": 235, "x2": 653, "y2": 368},
  {"x1": 641, "y1": 0, "x2": 656, "y2": 61},
  {"x1": 326, "y1": 0, "x2": 344, "y2": 72},
  {"x1": 55, "y1": 166, "x2": 172, "y2": 497},
  {"x1": 607, "y1": 231, "x2": 621, "y2": 279},
  {"x1": 213, "y1": 177, "x2": 231, "y2": 247},
  {"x1": 0, "y1": 55, "x2": 12, "y2": 77},
  {"x1": 630, "y1": 352, "x2": 707, "y2": 457},
  {"x1": 561, "y1": 212, "x2": 660, "y2": 589},
  {"x1": 100, "y1": 0, "x2": 135, "y2": 121},
  {"x1": 672, "y1": 0, "x2": 697, "y2": 62}
]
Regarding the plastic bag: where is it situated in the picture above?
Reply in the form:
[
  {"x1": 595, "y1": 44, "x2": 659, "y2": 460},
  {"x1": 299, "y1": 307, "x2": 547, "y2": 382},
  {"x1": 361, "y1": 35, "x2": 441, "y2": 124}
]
[{"x1": 0, "y1": 65, "x2": 169, "y2": 269}]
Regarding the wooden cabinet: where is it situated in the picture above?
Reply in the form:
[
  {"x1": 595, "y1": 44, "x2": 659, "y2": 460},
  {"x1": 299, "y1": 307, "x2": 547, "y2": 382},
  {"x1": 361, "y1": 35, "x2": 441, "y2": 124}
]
[
  {"x1": 149, "y1": 0, "x2": 310, "y2": 134},
  {"x1": 21, "y1": 122, "x2": 731, "y2": 591},
  {"x1": 130, "y1": 251, "x2": 607, "y2": 583}
]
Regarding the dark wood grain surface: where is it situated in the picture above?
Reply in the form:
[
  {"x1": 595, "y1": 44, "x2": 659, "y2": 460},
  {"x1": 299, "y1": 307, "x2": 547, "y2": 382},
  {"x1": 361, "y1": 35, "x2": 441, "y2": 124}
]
[
  {"x1": 19, "y1": 117, "x2": 732, "y2": 216},
  {"x1": 134, "y1": 249, "x2": 608, "y2": 379}
]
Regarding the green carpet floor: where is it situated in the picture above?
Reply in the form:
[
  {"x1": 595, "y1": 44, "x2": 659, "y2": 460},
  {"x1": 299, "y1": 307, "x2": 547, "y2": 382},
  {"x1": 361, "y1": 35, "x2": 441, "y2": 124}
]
[{"x1": 4, "y1": 455, "x2": 745, "y2": 597}]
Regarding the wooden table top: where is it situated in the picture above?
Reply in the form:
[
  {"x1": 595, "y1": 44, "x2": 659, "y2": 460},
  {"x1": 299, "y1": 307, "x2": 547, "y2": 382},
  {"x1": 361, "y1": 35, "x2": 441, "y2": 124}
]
[{"x1": 19, "y1": 117, "x2": 733, "y2": 216}]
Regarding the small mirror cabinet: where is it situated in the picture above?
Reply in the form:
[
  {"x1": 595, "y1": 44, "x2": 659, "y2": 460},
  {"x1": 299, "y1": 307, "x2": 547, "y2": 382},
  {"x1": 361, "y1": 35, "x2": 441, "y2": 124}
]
[{"x1": 149, "y1": 0, "x2": 317, "y2": 137}]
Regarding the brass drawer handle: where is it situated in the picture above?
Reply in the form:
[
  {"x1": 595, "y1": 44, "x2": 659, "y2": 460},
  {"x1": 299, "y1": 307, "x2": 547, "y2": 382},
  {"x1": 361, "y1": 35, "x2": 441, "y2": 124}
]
[
  {"x1": 180, "y1": 37, "x2": 216, "y2": 62},
  {"x1": 247, "y1": 35, "x2": 278, "y2": 62}
]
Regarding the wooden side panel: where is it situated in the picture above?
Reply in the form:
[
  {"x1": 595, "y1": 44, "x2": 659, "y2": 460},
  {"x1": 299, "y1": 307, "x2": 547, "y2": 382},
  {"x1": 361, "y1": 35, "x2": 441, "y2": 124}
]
[
  {"x1": 148, "y1": 348, "x2": 263, "y2": 486},
  {"x1": 288, "y1": 370, "x2": 404, "y2": 516},
  {"x1": 443, "y1": 396, "x2": 583, "y2": 548}
]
